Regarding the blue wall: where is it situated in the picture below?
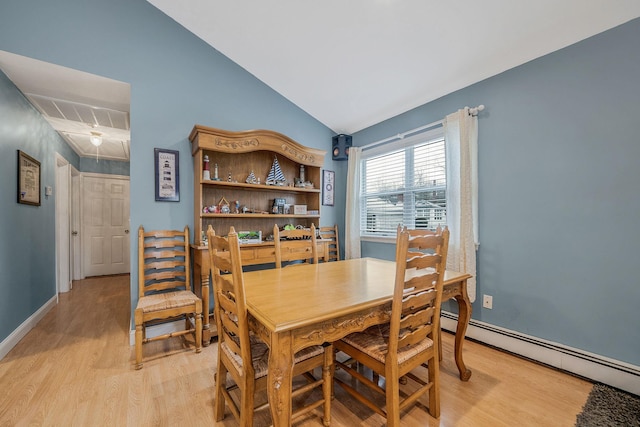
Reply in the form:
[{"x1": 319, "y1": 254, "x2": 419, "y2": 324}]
[
  {"x1": 0, "y1": 0, "x2": 336, "y2": 343},
  {"x1": 0, "y1": 70, "x2": 80, "y2": 341},
  {"x1": 80, "y1": 158, "x2": 130, "y2": 176},
  {"x1": 350, "y1": 18, "x2": 640, "y2": 366}
]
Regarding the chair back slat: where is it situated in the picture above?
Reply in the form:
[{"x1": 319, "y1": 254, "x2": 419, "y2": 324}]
[
  {"x1": 207, "y1": 226, "x2": 255, "y2": 378},
  {"x1": 273, "y1": 224, "x2": 318, "y2": 268},
  {"x1": 406, "y1": 253, "x2": 441, "y2": 271},
  {"x1": 319, "y1": 224, "x2": 340, "y2": 261},
  {"x1": 400, "y1": 305, "x2": 436, "y2": 332},
  {"x1": 144, "y1": 249, "x2": 187, "y2": 260},
  {"x1": 387, "y1": 226, "x2": 449, "y2": 361},
  {"x1": 138, "y1": 226, "x2": 191, "y2": 299}
]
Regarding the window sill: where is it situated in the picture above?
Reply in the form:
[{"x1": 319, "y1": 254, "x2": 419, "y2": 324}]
[{"x1": 360, "y1": 235, "x2": 395, "y2": 244}]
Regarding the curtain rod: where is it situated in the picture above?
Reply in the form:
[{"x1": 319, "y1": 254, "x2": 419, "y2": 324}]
[{"x1": 361, "y1": 104, "x2": 485, "y2": 151}]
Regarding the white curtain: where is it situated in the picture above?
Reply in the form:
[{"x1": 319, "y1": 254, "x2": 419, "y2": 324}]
[
  {"x1": 444, "y1": 108, "x2": 478, "y2": 302},
  {"x1": 345, "y1": 146, "x2": 362, "y2": 259}
]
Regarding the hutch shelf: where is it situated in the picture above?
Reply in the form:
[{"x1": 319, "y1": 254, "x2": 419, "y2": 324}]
[{"x1": 189, "y1": 125, "x2": 327, "y2": 343}]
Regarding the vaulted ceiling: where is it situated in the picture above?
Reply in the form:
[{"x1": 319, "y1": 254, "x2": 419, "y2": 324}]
[{"x1": 147, "y1": 0, "x2": 640, "y2": 134}]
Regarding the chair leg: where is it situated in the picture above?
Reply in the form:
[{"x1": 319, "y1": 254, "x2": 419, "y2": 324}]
[
  {"x1": 322, "y1": 345, "x2": 333, "y2": 426},
  {"x1": 239, "y1": 378, "x2": 255, "y2": 427},
  {"x1": 214, "y1": 360, "x2": 227, "y2": 421},
  {"x1": 386, "y1": 370, "x2": 401, "y2": 427},
  {"x1": 427, "y1": 356, "x2": 441, "y2": 418},
  {"x1": 134, "y1": 310, "x2": 143, "y2": 370},
  {"x1": 195, "y1": 312, "x2": 202, "y2": 353}
]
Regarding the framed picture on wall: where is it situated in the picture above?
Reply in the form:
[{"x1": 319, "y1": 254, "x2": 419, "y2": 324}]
[
  {"x1": 322, "y1": 169, "x2": 335, "y2": 206},
  {"x1": 17, "y1": 150, "x2": 41, "y2": 206},
  {"x1": 154, "y1": 148, "x2": 180, "y2": 202}
]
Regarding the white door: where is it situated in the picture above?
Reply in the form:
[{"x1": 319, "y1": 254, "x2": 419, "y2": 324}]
[
  {"x1": 82, "y1": 175, "x2": 130, "y2": 277},
  {"x1": 71, "y1": 169, "x2": 81, "y2": 280}
]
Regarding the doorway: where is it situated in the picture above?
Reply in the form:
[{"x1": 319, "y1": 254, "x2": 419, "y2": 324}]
[{"x1": 82, "y1": 173, "x2": 131, "y2": 277}]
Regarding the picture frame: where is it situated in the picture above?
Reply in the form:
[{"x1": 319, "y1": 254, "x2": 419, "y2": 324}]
[
  {"x1": 322, "y1": 169, "x2": 335, "y2": 206},
  {"x1": 154, "y1": 148, "x2": 180, "y2": 202},
  {"x1": 17, "y1": 150, "x2": 41, "y2": 206}
]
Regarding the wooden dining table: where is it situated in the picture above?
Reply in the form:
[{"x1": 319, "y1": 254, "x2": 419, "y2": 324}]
[{"x1": 242, "y1": 257, "x2": 472, "y2": 427}]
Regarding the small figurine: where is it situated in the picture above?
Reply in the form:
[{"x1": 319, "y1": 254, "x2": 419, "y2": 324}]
[
  {"x1": 228, "y1": 172, "x2": 232, "y2": 182},
  {"x1": 203, "y1": 155, "x2": 210, "y2": 180},
  {"x1": 213, "y1": 163, "x2": 220, "y2": 181}
]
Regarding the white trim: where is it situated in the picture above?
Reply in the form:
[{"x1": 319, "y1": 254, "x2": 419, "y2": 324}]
[
  {"x1": 80, "y1": 171, "x2": 129, "y2": 180},
  {"x1": 361, "y1": 119, "x2": 444, "y2": 151},
  {"x1": 0, "y1": 296, "x2": 57, "y2": 360},
  {"x1": 441, "y1": 311, "x2": 640, "y2": 395}
]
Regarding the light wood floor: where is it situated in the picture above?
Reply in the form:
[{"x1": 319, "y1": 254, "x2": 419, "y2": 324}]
[{"x1": 0, "y1": 275, "x2": 592, "y2": 426}]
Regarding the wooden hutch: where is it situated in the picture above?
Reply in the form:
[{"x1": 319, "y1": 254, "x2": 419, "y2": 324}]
[{"x1": 189, "y1": 125, "x2": 327, "y2": 343}]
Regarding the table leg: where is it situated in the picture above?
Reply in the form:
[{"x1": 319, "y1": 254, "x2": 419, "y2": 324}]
[
  {"x1": 453, "y1": 279, "x2": 472, "y2": 381},
  {"x1": 268, "y1": 332, "x2": 294, "y2": 427},
  {"x1": 192, "y1": 256, "x2": 211, "y2": 346}
]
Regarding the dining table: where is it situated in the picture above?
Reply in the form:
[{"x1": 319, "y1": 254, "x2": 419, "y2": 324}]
[{"x1": 242, "y1": 257, "x2": 472, "y2": 427}]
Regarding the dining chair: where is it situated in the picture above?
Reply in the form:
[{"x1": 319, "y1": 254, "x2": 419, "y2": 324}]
[
  {"x1": 273, "y1": 223, "x2": 318, "y2": 268},
  {"x1": 134, "y1": 226, "x2": 203, "y2": 370},
  {"x1": 207, "y1": 225, "x2": 332, "y2": 426},
  {"x1": 319, "y1": 224, "x2": 340, "y2": 261},
  {"x1": 333, "y1": 226, "x2": 450, "y2": 425}
]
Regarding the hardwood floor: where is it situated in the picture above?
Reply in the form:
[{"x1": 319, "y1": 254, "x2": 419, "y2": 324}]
[{"x1": 0, "y1": 275, "x2": 592, "y2": 426}]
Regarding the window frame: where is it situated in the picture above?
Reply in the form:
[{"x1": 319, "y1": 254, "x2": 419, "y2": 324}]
[{"x1": 359, "y1": 127, "x2": 446, "y2": 242}]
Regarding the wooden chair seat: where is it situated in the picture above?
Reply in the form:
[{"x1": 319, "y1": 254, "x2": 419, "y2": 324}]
[
  {"x1": 137, "y1": 290, "x2": 201, "y2": 313},
  {"x1": 340, "y1": 323, "x2": 435, "y2": 365},
  {"x1": 221, "y1": 334, "x2": 326, "y2": 380}
]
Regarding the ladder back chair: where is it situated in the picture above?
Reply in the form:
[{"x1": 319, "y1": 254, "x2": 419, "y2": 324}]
[
  {"x1": 207, "y1": 226, "x2": 333, "y2": 426},
  {"x1": 273, "y1": 223, "x2": 318, "y2": 268},
  {"x1": 333, "y1": 226, "x2": 450, "y2": 425},
  {"x1": 319, "y1": 224, "x2": 340, "y2": 261},
  {"x1": 135, "y1": 226, "x2": 202, "y2": 369}
]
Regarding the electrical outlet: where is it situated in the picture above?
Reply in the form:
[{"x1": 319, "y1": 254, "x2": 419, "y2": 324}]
[{"x1": 482, "y1": 294, "x2": 493, "y2": 309}]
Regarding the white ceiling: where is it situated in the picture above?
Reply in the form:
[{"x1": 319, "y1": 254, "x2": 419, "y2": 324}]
[
  {"x1": 1, "y1": 2, "x2": 639, "y2": 161},
  {"x1": 0, "y1": 51, "x2": 131, "y2": 162},
  {"x1": 147, "y1": 0, "x2": 640, "y2": 134}
]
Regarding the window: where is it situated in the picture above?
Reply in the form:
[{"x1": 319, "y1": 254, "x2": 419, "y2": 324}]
[{"x1": 360, "y1": 129, "x2": 446, "y2": 238}]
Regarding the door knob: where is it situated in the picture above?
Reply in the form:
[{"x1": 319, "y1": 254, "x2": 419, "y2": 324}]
[
  {"x1": 125, "y1": 229, "x2": 130, "y2": 234},
  {"x1": 71, "y1": 231, "x2": 78, "y2": 236}
]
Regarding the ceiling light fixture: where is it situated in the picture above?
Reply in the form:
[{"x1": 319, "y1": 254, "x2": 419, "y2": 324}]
[{"x1": 90, "y1": 131, "x2": 103, "y2": 147}]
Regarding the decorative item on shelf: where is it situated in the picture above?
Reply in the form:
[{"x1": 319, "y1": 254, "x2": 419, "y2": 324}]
[
  {"x1": 237, "y1": 230, "x2": 262, "y2": 244},
  {"x1": 300, "y1": 164, "x2": 305, "y2": 182},
  {"x1": 233, "y1": 200, "x2": 240, "y2": 213},
  {"x1": 293, "y1": 204, "x2": 308, "y2": 215},
  {"x1": 245, "y1": 171, "x2": 258, "y2": 184},
  {"x1": 227, "y1": 172, "x2": 232, "y2": 182},
  {"x1": 218, "y1": 196, "x2": 230, "y2": 214},
  {"x1": 203, "y1": 155, "x2": 210, "y2": 180},
  {"x1": 203, "y1": 206, "x2": 209, "y2": 213},
  {"x1": 272, "y1": 197, "x2": 286, "y2": 214},
  {"x1": 266, "y1": 156, "x2": 286, "y2": 186},
  {"x1": 212, "y1": 163, "x2": 220, "y2": 181}
]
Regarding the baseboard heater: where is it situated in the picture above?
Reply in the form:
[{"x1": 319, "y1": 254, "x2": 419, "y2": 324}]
[{"x1": 440, "y1": 311, "x2": 640, "y2": 396}]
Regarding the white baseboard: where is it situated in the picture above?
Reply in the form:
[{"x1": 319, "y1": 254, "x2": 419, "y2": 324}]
[
  {"x1": 441, "y1": 311, "x2": 640, "y2": 396},
  {"x1": 128, "y1": 319, "x2": 185, "y2": 346},
  {"x1": 0, "y1": 296, "x2": 57, "y2": 360}
]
